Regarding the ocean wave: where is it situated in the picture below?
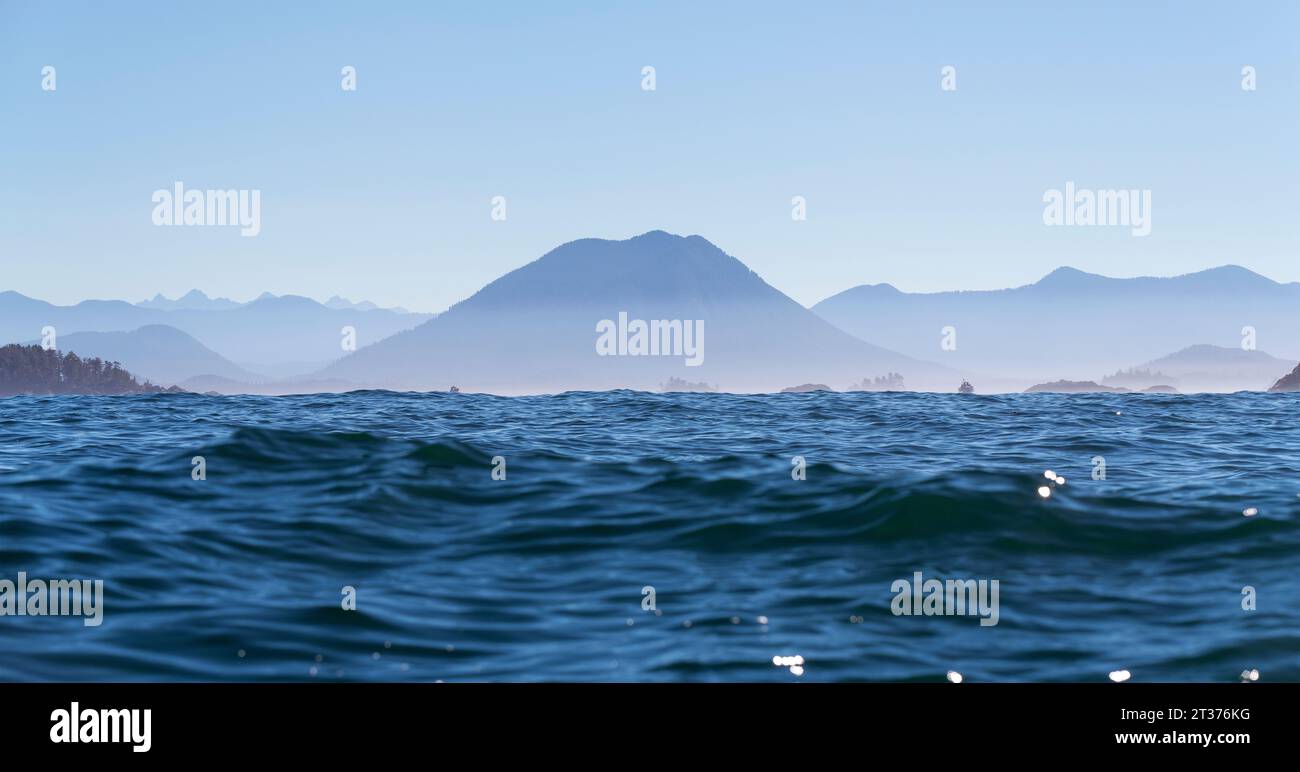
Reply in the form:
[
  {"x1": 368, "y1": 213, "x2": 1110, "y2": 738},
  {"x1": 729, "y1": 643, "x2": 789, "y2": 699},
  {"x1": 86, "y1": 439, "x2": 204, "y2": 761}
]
[{"x1": 0, "y1": 390, "x2": 1296, "y2": 681}]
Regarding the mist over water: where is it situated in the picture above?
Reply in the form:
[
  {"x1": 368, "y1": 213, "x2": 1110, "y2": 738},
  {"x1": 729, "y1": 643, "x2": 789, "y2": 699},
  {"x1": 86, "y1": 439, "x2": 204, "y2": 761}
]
[{"x1": 0, "y1": 390, "x2": 1296, "y2": 682}]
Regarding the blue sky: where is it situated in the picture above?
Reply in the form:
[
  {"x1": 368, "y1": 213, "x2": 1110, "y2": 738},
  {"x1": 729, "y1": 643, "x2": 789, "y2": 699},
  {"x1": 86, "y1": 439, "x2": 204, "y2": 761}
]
[{"x1": 1, "y1": 0, "x2": 1296, "y2": 312}]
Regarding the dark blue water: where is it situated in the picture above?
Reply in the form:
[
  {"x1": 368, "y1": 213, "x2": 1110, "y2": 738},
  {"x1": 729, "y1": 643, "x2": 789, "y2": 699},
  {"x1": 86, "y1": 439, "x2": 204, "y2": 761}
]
[{"x1": 0, "y1": 390, "x2": 1296, "y2": 682}]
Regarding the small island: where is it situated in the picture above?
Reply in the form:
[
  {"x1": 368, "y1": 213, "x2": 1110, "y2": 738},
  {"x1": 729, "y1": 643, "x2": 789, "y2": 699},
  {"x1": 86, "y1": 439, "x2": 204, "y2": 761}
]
[
  {"x1": 781, "y1": 383, "x2": 832, "y2": 393},
  {"x1": 661, "y1": 377, "x2": 716, "y2": 393},
  {"x1": 1024, "y1": 380, "x2": 1127, "y2": 393},
  {"x1": 0, "y1": 344, "x2": 181, "y2": 397},
  {"x1": 1101, "y1": 367, "x2": 1175, "y2": 390},
  {"x1": 853, "y1": 372, "x2": 906, "y2": 391}
]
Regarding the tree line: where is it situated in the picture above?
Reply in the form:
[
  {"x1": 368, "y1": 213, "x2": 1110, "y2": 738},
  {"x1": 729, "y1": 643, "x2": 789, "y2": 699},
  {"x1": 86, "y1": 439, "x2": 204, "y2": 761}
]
[{"x1": 0, "y1": 344, "x2": 181, "y2": 396}]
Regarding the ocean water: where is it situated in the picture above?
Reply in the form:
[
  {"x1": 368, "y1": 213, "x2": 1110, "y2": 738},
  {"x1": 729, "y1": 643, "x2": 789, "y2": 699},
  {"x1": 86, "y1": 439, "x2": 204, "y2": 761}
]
[{"x1": 0, "y1": 390, "x2": 1296, "y2": 682}]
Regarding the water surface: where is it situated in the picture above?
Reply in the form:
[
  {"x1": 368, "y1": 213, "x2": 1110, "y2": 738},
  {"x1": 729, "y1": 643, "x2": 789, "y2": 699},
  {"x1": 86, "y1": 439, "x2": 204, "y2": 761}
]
[{"x1": 0, "y1": 390, "x2": 1295, "y2": 681}]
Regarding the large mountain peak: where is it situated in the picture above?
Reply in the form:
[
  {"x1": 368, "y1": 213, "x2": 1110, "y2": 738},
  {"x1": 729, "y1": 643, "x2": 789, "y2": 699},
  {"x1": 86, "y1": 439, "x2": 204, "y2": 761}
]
[{"x1": 322, "y1": 232, "x2": 947, "y2": 393}]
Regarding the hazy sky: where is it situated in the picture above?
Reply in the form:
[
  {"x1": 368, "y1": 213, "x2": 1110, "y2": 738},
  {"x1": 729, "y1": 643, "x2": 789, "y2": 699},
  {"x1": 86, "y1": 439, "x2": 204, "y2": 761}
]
[{"x1": 2, "y1": 1, "x2": 1296, "y2": 312}]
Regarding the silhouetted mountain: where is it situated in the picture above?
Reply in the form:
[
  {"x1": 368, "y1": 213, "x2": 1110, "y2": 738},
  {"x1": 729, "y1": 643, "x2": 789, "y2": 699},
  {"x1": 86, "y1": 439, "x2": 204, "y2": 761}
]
[
  {"x1": 322, "y1": 231, "x2": 952, "y2": 393},
  {"x1": 813, "y1": 265, "x2": 1300, "y2": 379},
  {"x1": 0, "y1": 292, "x2": 432, "y2": 372},
  {"x1": 1124, "y1": 344, "x2": 1296, "y2": 392},
  {"x1": 137, "y1": 289, "x2": 240, "y2": 311},
  {"x1": 49, "y1": 325, "x2": 259, "y2": 386},
  {"x1": 0, "y1": 344, "x2": 179, "y2": 396},
  {"x1": 1269, "y1": 363, "x2": 1300, "y2": 392}
]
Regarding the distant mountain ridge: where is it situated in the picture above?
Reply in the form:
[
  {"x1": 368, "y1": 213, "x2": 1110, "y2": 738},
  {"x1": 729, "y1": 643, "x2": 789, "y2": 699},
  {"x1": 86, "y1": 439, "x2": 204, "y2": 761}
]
[
  {"x1": 0, "y1": 292, "x2": 433, "y2": 374},
  {"x1": 813, "y1": 264, "x2": 1300, "y2": 380},
  {"x1": 137, "y1": 289, "x2": 414, "y2": 315},
  {"x1": 7, "y1": 241, "x2": 1296, "y2": 395},
  {"x1": 323, "y1": 296, "x2": 411, "y2": 313},
  {"x1": 137, "y1": 289, "x2": 241, "y2": 311}
]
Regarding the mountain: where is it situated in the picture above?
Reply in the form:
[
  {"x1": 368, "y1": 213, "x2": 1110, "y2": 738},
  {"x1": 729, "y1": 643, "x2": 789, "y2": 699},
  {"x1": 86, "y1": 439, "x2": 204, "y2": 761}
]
[
  {"x1": 321, "y1": 231, "x2": 954, "y2": 393},
  {"x1": 1112, "y1": 344, "x2": 1297, "y2": 393},
  {"x1": 0, "y1": 290, "x2": 156, "y2": 339},
  {"x1": 323, "y1": 295, "x2": 411, "y2": 313},
  {"x1": 325, "y1": 296, "x2": 379, "y2": 311},
  {"x1": 49, "y1": 325, "x2": 259, "y2": 386},
  {"x1": 0, "y1": 292, "x2": 433, "y2": 373},
  {"x1": 157, "y1": 294, "x2": 430, "y2": 370},
  {"x1": 812, "y1": 265, "x2": 1300, "y2": 381},
  {"x1": 1269, "y1": 363, "x2": 1300, "y2": 392},
  {"x1": 137, "y1": 289, "x2": 241, "y2": 311}
]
